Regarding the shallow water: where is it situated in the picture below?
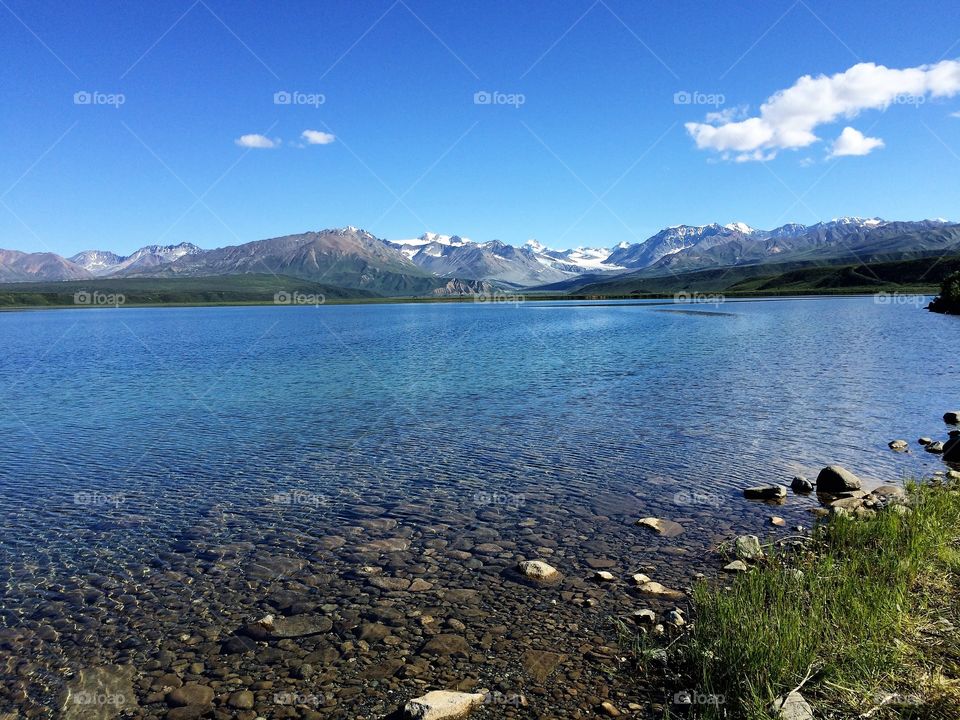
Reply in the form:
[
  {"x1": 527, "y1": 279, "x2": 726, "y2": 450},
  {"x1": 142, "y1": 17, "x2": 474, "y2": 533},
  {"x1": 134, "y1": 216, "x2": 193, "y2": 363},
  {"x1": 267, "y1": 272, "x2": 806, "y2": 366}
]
[{"x1": 0, "y1": 297, "x2": 957, "y2": 717}]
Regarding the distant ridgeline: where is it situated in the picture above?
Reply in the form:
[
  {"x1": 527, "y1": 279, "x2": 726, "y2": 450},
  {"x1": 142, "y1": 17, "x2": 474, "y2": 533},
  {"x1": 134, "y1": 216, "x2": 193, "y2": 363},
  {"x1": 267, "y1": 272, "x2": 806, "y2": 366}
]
[{"x1": 929, "y1": 271, "x2": 960, "y2": 315}]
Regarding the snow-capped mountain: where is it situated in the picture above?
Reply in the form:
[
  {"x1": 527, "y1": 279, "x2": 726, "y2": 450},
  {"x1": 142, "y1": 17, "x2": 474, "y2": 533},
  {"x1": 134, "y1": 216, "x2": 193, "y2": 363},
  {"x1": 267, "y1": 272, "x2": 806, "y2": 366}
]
[
  {"x1": 70, "y1": 243, "x2": 203, "y2": 276},
  {"x1": 523, "y1": 239, "x2": 626, "y2": 272}
]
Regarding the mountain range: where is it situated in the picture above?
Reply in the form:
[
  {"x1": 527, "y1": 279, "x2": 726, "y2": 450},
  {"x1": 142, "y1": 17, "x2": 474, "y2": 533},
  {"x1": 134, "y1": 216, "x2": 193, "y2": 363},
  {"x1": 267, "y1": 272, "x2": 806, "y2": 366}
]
[{"x1": 1, "y1": 218, "x2": 958, "y2": 296}]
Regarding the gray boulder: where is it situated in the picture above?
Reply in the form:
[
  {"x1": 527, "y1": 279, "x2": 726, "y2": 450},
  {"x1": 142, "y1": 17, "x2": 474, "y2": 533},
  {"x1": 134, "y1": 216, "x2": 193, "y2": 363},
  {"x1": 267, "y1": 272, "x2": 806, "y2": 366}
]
[
  {"x1": 944, "y1": 411, "x2": 960, "y2": 424},
  {"x1": 816, "y1": 466, "x2": 861, "y2": 493},
  {"x1": 743, "y1": 484, "x2": 787, "y2": 500},
  {"x1": 790, "y1": 476, "x2": 815, "y2": 493}
]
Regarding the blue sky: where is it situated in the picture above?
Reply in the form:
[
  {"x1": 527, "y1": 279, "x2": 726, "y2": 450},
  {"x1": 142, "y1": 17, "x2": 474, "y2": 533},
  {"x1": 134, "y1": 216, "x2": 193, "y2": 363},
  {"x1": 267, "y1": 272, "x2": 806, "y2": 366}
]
[{"x1": 2, "y1": 0, "x2": 960, "y2": 255}]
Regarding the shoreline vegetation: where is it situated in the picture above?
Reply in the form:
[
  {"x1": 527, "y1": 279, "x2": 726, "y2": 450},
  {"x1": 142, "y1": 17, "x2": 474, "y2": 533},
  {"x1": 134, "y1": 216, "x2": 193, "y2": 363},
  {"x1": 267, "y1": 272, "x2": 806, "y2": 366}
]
[{"x1": 616, "y1": 421, "x2": 960, "y2": 720}]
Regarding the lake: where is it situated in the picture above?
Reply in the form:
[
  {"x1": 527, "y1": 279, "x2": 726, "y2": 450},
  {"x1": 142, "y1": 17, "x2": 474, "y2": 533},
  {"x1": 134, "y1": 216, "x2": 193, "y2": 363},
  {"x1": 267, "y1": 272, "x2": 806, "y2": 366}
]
[{"x1": 1, "y1": 296, "x2": 957, "y2": 717}]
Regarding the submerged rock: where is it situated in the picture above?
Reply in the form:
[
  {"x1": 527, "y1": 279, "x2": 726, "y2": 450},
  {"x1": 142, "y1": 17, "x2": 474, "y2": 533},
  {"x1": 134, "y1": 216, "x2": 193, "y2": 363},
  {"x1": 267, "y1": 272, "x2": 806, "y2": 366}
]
[
  {"x1": 404, "y1": 690, "x2": 486, "y2": 719},
  {"x1": 925, "y1": 441, "x2": 945, "y2": 454},
  {"x1": 517, "y1": 559, "x2": 560, "y2": 583},
  {"x1": 743, "y1": 484, "x2": 788, "y2": 500},
  {"x1": 60, "y1": 665, "x2": 138, "y2": 720},
  {"x1": 816, "y1": 466, "x2": 861, "y2": 493},
  {"x1": 636, "y1": 517, "x2": 684, "y2": 537}
]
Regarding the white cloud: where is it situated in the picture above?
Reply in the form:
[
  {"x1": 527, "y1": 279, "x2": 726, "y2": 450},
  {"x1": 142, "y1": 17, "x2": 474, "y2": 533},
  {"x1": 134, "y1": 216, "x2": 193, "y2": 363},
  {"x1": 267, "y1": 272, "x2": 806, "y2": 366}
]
[
  {"x1": 686, "y1": 59, "x2": 960, "y2": 161},
  {"x1": 301, "y1": 129, "x2": 336, "y2": 145},
  {"x1": 829, "y1": 127, "x2": 885, "y2": 158},
  {"x1": 952, "y1": 110, "x2": 960, "y2": 118},
  {"x1": 235, "y1": 133, "x2": 279, "y2": 149}
]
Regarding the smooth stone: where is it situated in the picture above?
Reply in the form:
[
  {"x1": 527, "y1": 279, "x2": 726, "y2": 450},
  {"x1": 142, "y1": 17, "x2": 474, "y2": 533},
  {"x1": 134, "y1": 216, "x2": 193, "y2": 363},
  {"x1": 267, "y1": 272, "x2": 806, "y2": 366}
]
[
  {"x1": 790, "y1": 476, "x2": 815, "y2": 493},
  {"x1": 403, "y1": 690, "x2": 486, "y2": 720},
  {"x1": 357, "y1": 538, "x2": 410, "y2": 553},
  {"x1": 227, "y1": 691, "x2": 255, "y2": 710},
  {"x1": 166, "y1": 684, "x2": 214, "y2": 708},
  {"x1": 599, "y1": 701, "x2": 622, "y2": 717},
  {"x1": 770, "y1": 516, "x2": 786, "y2": 527},
  {"x1": 630, "y1": 573, "x2": 652, "y2": 585},
  {"x1": 744, "y1": 484, "x2": 788, "y2": 500},
  {"x1": 724, "y1": 560, "x2": 748, "y2": 573},
  {"x1": 919, "y1": 437, "x2": 933, "y2": 446},
  {"x1": 521, "y1": 649, "x2": 566, "y2": 682},
  {"x1": 888, "y1": 439, "x2": 909, "y2": 451},
  {"x1": 631, "y1": 609, "x2": 656, "y2": 623},
  {"x1": 517, "y1": 560, "x2": 560, "y2": 582},
  {"x1": 253, "y1": 614, "x2": 332, "y2": 638},
  {"x1": 369, "y1": 576, "x2": 412, "y2": 591},
  {"x1": 816, "y1": 466, "x2": 862, "y2": 493},
  {"x1": 635, "y1": 581, "x2": 684, "y2": 599},
  {"x1": 593, "y1": 571, "x2": 615, "y2": 582},
  {"x1": 420, "y1": 634, "x2": 470, "y2": 657},
  {"x1": 636, "y1": 517, "x2": 684, "y2": 537},
  {"x1": 925, "y1": 442, "x2": 945, "y2": 454}
]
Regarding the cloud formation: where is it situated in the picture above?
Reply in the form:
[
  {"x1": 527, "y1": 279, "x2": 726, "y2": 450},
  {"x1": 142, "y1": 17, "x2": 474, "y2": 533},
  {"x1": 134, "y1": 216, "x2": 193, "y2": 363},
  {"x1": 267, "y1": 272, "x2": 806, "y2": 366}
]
[
  {"x1": 235, "y1": 134, "x2": 279, "y2": 149},
  {"x1": 301, "y1": 129, "x2": 336, "y2": 145},
  {"x1": 829, "y1": 127, "x2": 885, "y2": 158},
  {"x1": 686, "y1": 60, "x2": 960, "y2": 161}
]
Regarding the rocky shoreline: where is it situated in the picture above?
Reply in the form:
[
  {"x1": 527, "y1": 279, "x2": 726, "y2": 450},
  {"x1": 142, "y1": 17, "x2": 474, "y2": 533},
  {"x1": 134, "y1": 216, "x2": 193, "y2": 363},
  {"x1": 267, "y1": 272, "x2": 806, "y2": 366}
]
[{"x1": 2, "y1": 414, "x2": 958, "y2": 720}]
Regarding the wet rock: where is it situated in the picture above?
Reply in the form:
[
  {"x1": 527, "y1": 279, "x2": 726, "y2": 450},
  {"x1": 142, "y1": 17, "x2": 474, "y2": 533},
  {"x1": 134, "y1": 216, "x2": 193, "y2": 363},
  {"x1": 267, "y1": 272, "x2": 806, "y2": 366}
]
[
  {"x1": 166, "y1": 683, "x2": 214, "y2": 708},
  {"x1": 517, "y1": 560, "x2": 560, "y2": 583},
  {"x1": 735, "y1": 535, "x2": 763, "y2": 561},
  {"x1": 635, "y1": 581, "x2": 684, "y2": 599},
  {"x1": 227, "y1": 690, "x2": 255, "y2": 710},
  {"x1": 791, "y1": 476, "x2": 814, "y2": 493},
  {"x1": 744, "y1": 485, "x2": 788, "y2": 500},
  {"x1": 403, "y1": 690, "x2": 486, "y2": 719},
  {"x1": 944, "y1": 411, "x2": 960, "y2": 425},
  {"x1": 925, "y1": 441, "x2": 945, "y2": 454},
  {"x1": 816, "y1": 466, "x2": 861, "y2": 493},
  {"x1": 251, "y1": 613, "x2": 332, "y2": 639},
  {"x1": 599, "y1": 700, "x2": 622, "y2": 717},
  {"x1": 521, "y1": 649, "x2": 566, "y2": 682},
  {"x1": 369, "y1": 576, "x2": 412, "y2": 591},
  {"x1": 888, "y1": 440, "x2": 909, "y2": 452},
  {"x1": 420, "y1": 634, "x2": 470, "y2": 657},
  {"x1": 636, "y1": 517, "x2": 684, "y2": 537},
  {"x1": 357, "y1": 537, "x2": 410, "y2": 553},
  {"x1": 772, "y1": 690, "x2": 814, "y2": 720},
  {"x1": 919, "y1": 437, "x2": 933, "y2": 446},
  {"x1": 770, "y1": 516, "x2": 786, "y2": 527}
]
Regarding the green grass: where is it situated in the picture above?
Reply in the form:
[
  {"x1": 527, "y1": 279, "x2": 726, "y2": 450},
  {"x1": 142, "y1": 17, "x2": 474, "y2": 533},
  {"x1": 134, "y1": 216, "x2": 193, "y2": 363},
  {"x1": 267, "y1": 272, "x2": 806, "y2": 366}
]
[{"x1": 658, "y1": 479, "x2": 960, "y2": 719}]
